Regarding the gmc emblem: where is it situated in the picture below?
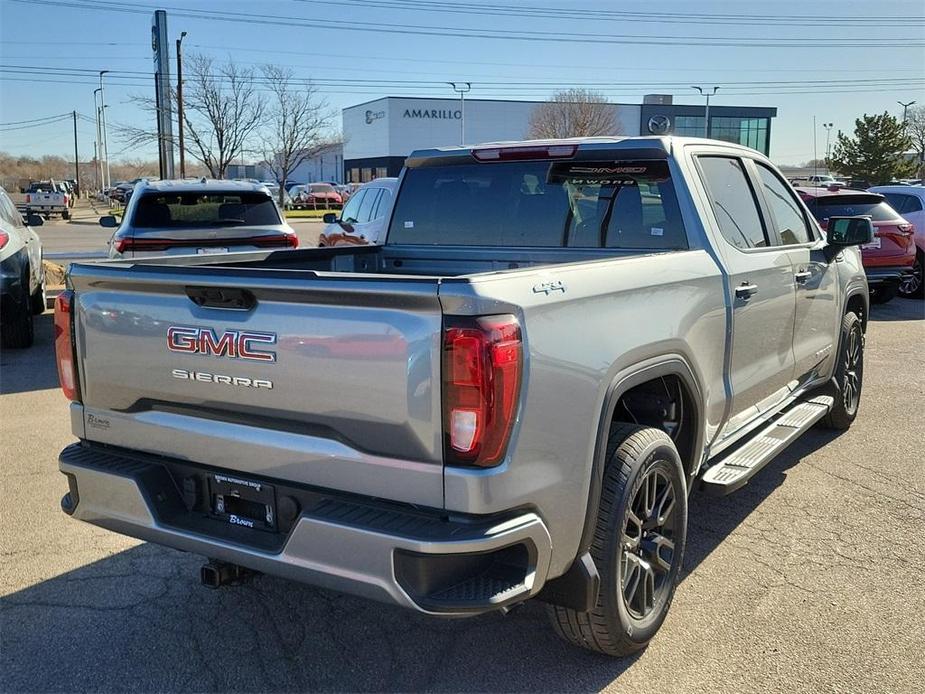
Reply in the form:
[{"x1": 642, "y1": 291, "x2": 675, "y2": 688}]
[{"x1": 166, "y1": 326, "x2": 277, "y2": 362}]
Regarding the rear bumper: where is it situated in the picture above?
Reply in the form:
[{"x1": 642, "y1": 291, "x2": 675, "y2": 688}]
[
  {"x1": 865, "y1": 265, "x2": 913, "y2": 288},
  {"x1": 59, "y1": 442, "x2": 552, "y2": 615}
]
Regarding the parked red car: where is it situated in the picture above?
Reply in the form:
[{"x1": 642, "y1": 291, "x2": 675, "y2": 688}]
[
  {"x1": 797, "y1": 187, "x2": 916, "y2": 303},
  {"x1": 291, "y1": 183, "x2": 343, "y2": 209}
]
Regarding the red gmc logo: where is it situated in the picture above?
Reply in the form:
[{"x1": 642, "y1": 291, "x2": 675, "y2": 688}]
[{"x1": 166, "y1": 326, "x2": 277, "y2": 362}]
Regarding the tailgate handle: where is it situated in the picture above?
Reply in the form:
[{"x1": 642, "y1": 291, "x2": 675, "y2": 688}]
[{"x1": 186, "y1": 286, "x2": 256, "y2": 311}]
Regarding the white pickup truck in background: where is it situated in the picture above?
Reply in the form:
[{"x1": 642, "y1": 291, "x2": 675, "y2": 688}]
[{"x1": 12, "y1": 180, "x2": 70, "y2": 220}]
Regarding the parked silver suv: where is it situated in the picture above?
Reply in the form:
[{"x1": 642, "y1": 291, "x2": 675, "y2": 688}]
[{"x1": 103, "y1": 179, "x2": 298, "y2": 258}]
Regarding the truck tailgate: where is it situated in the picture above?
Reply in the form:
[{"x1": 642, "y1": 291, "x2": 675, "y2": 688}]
[{"x1": 69, "y1": 263, "x2": 445, "y2": 507}]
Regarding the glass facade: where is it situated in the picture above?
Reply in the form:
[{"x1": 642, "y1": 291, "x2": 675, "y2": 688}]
[
  {"x1": 674, "y1": 115, "x2": 706, "y2": 136},
  {"x1": 669, "y1": 115, "x2": 770, "y2": 154},
  {"x1": 710, "y1": 116, "x2": 770, "y2": 154}
]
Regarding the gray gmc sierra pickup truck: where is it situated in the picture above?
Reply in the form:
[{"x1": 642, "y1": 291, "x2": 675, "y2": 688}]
[{"x1": 55, "y1": 137, "x2": 872, "y2": 656}]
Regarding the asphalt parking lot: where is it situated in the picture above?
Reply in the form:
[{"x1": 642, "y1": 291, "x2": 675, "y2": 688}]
[{"x1": 1, "y1": 283, "x2": 923, "y2": 692}]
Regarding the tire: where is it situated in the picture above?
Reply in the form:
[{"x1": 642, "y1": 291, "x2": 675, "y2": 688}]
[
  {"x1": 1, "y1": 291, "x2": 35, "y2": 349},
  {"x1": 819, "y1": 311, "x2": 864, "y2": 430},
  {"x1": 898, "y1": 250, "x2": 924, "y2": 299},
  {"x1": 869, "y1": 284, "x2": 896, "y2": 304},
  {"x1": 548, "y1": 424, "x2": 687, "y2": 657},
  {"x1": 62, "y1": 209, "x2": 70, "y2": 220}
]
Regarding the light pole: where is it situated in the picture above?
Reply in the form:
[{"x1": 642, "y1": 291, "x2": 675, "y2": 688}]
[
  {"x1": 93, "y1": 88, "x2": 104, "y2": 193},
  {"x1": 99, "y1": 70, "x2": 111, "y2": 192},
  {"x1": 823, "y1": 122, "x2": 834, "y2": 166},
  {"x1": 898, "y1": 100, "x2": 916, "y2": 129},
  {"x1": 176, "y1": 31, "x2": 187, "y2": 178},
  {"x1": 692, "y1": 86, "x2": 719, "y2": 138},
  {"x1": 448, "y1": 82, "x2": 471, "y2": 145}
]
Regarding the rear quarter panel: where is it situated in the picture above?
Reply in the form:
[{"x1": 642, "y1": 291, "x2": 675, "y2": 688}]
[{"x1": 438, "y1": 248, "x2": 726, "y2": 576}]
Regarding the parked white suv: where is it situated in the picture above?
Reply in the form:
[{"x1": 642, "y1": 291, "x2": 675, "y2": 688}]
[
  {"x1": 318, "y1": 178, "x2": 397, "y2": 247},
  {"x1": 870, "y1": 185, "x2": 925, "y2": 298}
]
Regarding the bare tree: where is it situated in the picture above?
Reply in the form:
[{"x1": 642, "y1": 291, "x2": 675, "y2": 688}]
[
  {"x1": 119, "y1": 54, "x2": 264, "y2": 178},
  {"x1": 258, "y1": 65, "x2": 332, "y2": 206},
  {"x1": 527, "y1": 88, "x2": 619, "y2": 139},
  {"x1": 906, "y1": 104, "x2": 925, "y2": 176}
]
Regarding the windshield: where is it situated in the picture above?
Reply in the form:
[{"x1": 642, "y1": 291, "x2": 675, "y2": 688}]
[
  {"x1": 132, "y1": 192, "x2": 281, "y2": 228},
  {"x1": 387, "y1": 160, "x2": 687, "y2": 249},
  {"x1": 311, "y1": 184, "x2": 335, "y2": 193},
  {"x1": 805, "y1": 196, "x2": 900, "y2": 222}
]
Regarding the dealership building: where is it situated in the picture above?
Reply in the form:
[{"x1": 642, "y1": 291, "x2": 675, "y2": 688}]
[{"x1": 343, "y1": 94, "x2": 777, "y2": 182}]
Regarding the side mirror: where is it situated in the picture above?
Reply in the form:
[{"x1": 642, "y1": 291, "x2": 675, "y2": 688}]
[
  {"x1": 99, "y1": 215, "x2": 118, "y2": 228},
  {"x1": 826, "y1": 216, "x2": 874, "y2": 247},
  {"x1": 24, "y1": 213, "x2": 43, "y2": 227},
  {"x1": 322, "y1": 212, "x2": 337, "y2": 224}
]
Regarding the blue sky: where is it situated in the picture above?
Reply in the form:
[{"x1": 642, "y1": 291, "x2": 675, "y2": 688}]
[{"x1": 1, "y1": 0, "x2": 923, "y2": 165}]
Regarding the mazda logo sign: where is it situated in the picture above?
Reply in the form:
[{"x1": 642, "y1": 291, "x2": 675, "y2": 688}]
[{"x1": 648, "y1": 115, "x2": 672, "y2": 135}]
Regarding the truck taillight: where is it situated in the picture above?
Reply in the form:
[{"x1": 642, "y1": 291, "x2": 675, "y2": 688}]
[
  {"x1": 54, "y1": 290, "x2": 81, "y2": 402},
  {"x1": 442, "y1": 315, "x2": 522, "y2": 467},
  {"x1": 0, "y1": 231, "x2": 8, "y2": 250}
]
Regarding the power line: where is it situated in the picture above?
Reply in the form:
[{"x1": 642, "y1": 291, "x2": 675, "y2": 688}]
[
  {"x1": 301, "y1": 0, "x2": 925, "y2": 27},
  {"x1": 3, "y1": 65, "x2": 923, "y2": 91},
  {"x1": 0, "y1": 112, "x2": 73, "y2": 126},
  {"x1": 11, "y1": 0, "x2": 924, "y2": 48}
]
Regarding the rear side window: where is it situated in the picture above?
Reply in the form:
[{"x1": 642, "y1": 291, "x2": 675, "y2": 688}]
[
  {"x1": 755, "y1": 163, "x2": 812, "y2": 245},
  {"x1": 372, "y1": 188, "x2": 392, "y2": 220},
  {"x1": 698, "y1": 156, "x2": 767, "y2": 249},
  {"x1": 132, "y1": 192, "x2": 281, "y2": 228},
  {"x1": 387, "y1": 160, "x2": 687, "y2": 249},
  {"x1": 805, "y1": 197, "x2": 900, "y2": 223},
  {"x1": 883, "y1": 192, "x2": 923, "y2": 214}
]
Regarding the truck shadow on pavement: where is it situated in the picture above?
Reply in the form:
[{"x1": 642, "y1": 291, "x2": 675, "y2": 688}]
[
  {"x1": 867, "y1": 298, "x2": 923, "y2": 322},
  {"x1": 0, "y1": 312, "x2": 60, "y2": 395},
  {"x1": 1, "y1": 428, "x2": 842, "y2": 693}
]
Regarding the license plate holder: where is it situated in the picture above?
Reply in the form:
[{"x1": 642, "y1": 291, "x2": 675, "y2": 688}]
[{"x1": 208, "y1": 473, "x2": 277, "y2": 532}]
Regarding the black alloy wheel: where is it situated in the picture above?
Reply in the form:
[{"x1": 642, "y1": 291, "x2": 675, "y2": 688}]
[{"x1": 621, "y1": 467, "x2": 679, "y2": 620}]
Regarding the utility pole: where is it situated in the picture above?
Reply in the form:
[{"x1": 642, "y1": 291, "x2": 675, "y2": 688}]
[
  {"x1": 99, "y1": 70, "x2": 111, "y2": 192},
  {"x1": 93, "y1": 141, "x2": 99, "y2": 192},
  {"x1": 93, "y1": 88, "x2": 104, "y2": 193},
  {"x1": 898, "y1": 100, "x2": 916, "y2": 129},
  {"x1": 72, "y1": 111, "x2": 80, "y2": 197},
  {"x1": 692, "y1": 86, "x2": 719, "y2": 138},
  {"x1": 448, "y1": 82, "x2": 471, "y2": 145},
  {"x1": 176, "y1": 31, "x2": 187, "y2": 178},
  {"x1": 813, "y1": 115, "x2": 818, "y2": 182},
  {"x1": 823, "y1": 122, "x2": 834, "y2": 167}
]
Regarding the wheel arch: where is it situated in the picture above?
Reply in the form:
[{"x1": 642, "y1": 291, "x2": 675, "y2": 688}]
[{"x1": 578, "y1": 355, "x2": 705, "y2": 558}]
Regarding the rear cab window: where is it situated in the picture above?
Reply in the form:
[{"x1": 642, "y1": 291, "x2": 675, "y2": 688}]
[
  {"x1": 132, "y1": 191, "x2": 281, "y2": 228},
  {"x1": 387, "y1": 160, "x2": 688, "y2": 249}
]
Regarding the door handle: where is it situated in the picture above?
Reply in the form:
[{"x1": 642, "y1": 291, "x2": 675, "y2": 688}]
[
  {"x1": 734, "y1": 283, "x2": 759, "y2": 300},
  {"x1": 794, "y1": 270, "x2": 812, "y2": 284}
]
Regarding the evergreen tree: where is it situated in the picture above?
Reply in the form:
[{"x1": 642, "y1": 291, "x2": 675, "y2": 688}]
[{"x1": 829, "y1": 112, "x2": 915, "y2": 184}]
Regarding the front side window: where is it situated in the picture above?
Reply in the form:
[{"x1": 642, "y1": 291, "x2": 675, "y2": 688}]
[
  {"x1": 697, "y1": 156, "x2": 768, "y2": 249},
  {"x1": 387, "y1": 160, "x2": 687, "y2": 248},
  {"x1": 132, "y1": 192, "x2": 281, "y2": 228},
  {"x1": 340, "y1": 188, "x2": 366, "y2": 223},
  {"x1": 755, "y1": 163, "x2": 812, "y2": 245}
]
